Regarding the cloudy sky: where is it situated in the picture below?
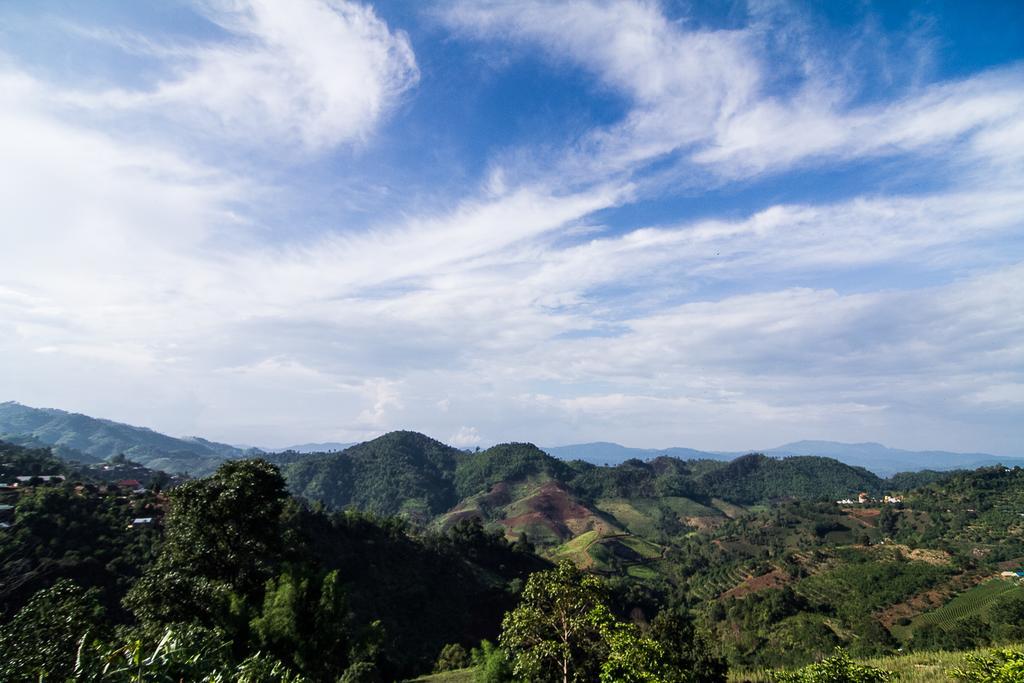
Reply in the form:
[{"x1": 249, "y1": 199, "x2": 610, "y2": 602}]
[{"x1": 1, "y1": 0, "x2": 1022, "y2": 454}]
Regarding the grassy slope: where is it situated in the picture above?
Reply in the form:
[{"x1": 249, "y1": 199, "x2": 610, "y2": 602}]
[
  {"x1": 416, "y1": 646, "x2": 1024, "y2": 683},
  {"x1": 732, "y1": 644, "x2": 1024, "y2": 682},
  {"x1": 406, "y1": 669, "x2": 475, "y2": 683}
]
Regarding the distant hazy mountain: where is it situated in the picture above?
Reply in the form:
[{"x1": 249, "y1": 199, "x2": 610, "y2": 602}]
[
  {"x1": 271, "y1": 441, "x2": 356, "y2": 454},
  {"x1": 545, "y1": 439, "x2": 1022, "y2": 476},
  {"x1": 542, "y1": 442, "x2": 731, "y2": 466},
  {"x1": 4, "y1": 400, "x2": 1018, "y2": 479},
  {"x1": 0, "y1": 401, "x2": 255, "y2": 475},
  {"x1": 765, "y1": 440, "x2": 1024, "y2": 476}
]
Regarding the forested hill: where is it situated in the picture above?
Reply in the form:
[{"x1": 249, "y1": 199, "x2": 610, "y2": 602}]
[
  {"x1": 0, "y1": 440, "x2": 550, "y2": 681},
  {"x1": 281, "y1": 431, "x2": 927, "y2": 529},
  {"x1": 0, "y1": 402, "x2": 259, "y2": 475},
  {"x1": 696, "y1": 453, "x2": 882, "y2": 504},
  {"x1": 283, "y1": 431, "x2": 466, "y2": 519}
]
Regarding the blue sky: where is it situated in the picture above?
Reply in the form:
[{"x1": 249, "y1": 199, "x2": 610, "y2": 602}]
[{"x1": 1, "y1": 0, "x2": 1022, "y2": 454}]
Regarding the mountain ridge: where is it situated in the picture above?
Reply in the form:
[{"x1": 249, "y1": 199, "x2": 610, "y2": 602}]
[
  {"x1": 544, "y1": 439, "x2": 1023, "y2": 476},
  {"x1": 0, "y1": 401, "x2": 253, "y2": 475},
  {"x1": 4, "y1": 400, "x2": 1020, "y2": 478}
]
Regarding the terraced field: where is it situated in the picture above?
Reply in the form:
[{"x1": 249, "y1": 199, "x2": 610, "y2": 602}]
[
  {"x1": 894, "y1": 578, "x2": 1024, "y2": 639},
  {"x1": 690, "y1": 564, "x2": 753, "y2": 600}
]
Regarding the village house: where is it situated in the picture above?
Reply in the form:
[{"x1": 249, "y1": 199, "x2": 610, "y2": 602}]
[{"x1": 14, "y1": 475, "x2": 65, "y2": 485}]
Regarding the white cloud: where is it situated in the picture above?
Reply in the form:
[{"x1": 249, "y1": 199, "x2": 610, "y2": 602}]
[
  {"x1": 696, "y1": 67, "x2": 1024, "y2": 177},
  {"x1": 443, "y1": 1, "x2": 1024, "y2": 183},
  {"x1": 450, "y1": 426, "x2": 481, "y2": 447},
  {"x1": 443, "y1": 0, "x2": 758, "y2": 177},
  {"x1": 72, "y1": 0, "x2": 419, "y2": 150},
  {"x1": 1, "y1": 0, "x2": 1021, "y2": 457}
]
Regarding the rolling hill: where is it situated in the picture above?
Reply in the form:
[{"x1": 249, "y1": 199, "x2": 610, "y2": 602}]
[
  {"x1": 278, "y1": 432, "x2": 919, "y2": 551},
  {"x1": 545, "y1": 439, "x2": 1023, "y2": 476},
  {"x1": 0, "y1": 402, "x2": 258, "y2": 475},
  {"x1": 765, "y1": 440, "x2": 1024, "y2": 476}
]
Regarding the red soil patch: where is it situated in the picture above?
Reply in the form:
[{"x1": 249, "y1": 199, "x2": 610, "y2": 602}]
[
  {"x1": 478, "y1": 481, "x2": 512, "y2": 508},
  {"x1": 722, "y1": 569, "x2": 790, "y2": 599},
  {"x1": 525, "y1": 482, "x2": 593, "y2": 520},
  {"x1": 847, "y1": 508, "x2": 881, "y2": 526},
  {"x1": 996, "y1": 557, "x2": 1024, "y2": 571},
  {"x1": 499, "y1": 483, "x2": 606, "y2": 542}
]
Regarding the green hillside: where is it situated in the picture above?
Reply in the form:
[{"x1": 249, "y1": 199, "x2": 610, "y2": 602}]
[
  {"x1": 284, "y1": 431, "x2": 465, "y2": 520},
  {"x1": 698, "y1": 453, "x2": 884, "y2": 503},
  {"x1": 0, "y1": 402, "x2": 250, "y2": 474}
]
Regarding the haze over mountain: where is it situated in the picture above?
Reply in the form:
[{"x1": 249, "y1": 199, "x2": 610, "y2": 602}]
[
  {"x1": 543, "y1": 440, "x2": 1024, "y2": 476},
  {"x1": 0, "y1": 401, "x2": 257, "y2": 475},
  {"x1": 763, "y1": 441, "x2": 1024, "y2": 477},
  {"x1": 3, "y1": 400, "x2": 1020, "y2": 478},
  {"x1": 268, "y1": 442, "x2": 357, "y2": 454}
]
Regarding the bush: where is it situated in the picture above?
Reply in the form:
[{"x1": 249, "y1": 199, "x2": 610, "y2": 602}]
[
  {"x1": 0, "y1": 579, "x2": 105, "y2": 681},
  {"x1": 340, "y1": 660, "x2": 381, "y2": 683},
  {"x1": 769, "y1": 649, "x2": 896, "y2": 682},
  {"x1": 472, "y1": 640, "x2": 514, "y2": 683},
  {"x1": 435, "y1": 643, "x2": 471, "y2": 672},
  {"x1": 950, "y1": 648, "x2": 1024, "y2": 682}
]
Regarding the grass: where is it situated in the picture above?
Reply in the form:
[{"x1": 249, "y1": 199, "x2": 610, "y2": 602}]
[
  {"x1": 415, "y1": 646, "x2": 1024, "y2": 682},
  {"x1": 405, "y1": 668, "x2": 475, "y2": 682},
  {"x1": 616, "y1": 534, "x2": 663, "y2": 560},
  {"x1": 731, "y1": 643, "x2": 1024, "y2": 682},
  {"x1": 711, "y1": 498, "x2": 748, "y2": 519},
  {"x1": 596, "y1": 496, "x2": 720, "y2": 540},
  {"x1": 595, "y1": 498, "x2": 658, "y2": 537},
  {"x1": 626, "y1": 564, "x2": 660, "y2": 580},
  {"x1": 550, "y1": 529, "x2": 600, "y2": 565}
]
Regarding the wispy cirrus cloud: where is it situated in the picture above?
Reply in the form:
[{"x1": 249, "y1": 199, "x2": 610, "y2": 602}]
[
  {"x1": 0, "y1": 0, "x2": 1021, "y2": 454},
  {"x1": 442, "y1": 0, "x2": 1024, "y2": 184},
  {"x1": 68, "y1": 0, "x2": 419, "y2": 150}
]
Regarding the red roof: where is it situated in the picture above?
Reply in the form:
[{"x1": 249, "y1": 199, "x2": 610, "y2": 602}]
[{"x1": 117, "y1": 479, "x2": 143, "y2": 488}]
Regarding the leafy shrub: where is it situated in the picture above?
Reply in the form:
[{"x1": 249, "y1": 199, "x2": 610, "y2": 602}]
[
  {"x1": 769, "y1": 649, "x2": 896, "y2": 682},
  {"x1": 340, "y1": 661, "x2": 382, "y2": 683},
  {"x1": 471, "y1": 640, "x2": 513, "y2": 683},
  {"x1": 950, "y1": 648, "x2": 1024, "y2": 682},
  {"x1": 0, "y1": 579, "x2": 105, "y2": 681},
  {"x1": 435, "y1": 643, "x2": 471, "y2": 672}
]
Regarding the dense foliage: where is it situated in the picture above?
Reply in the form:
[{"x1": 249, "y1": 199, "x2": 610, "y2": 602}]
[
  {"x1": 498, "y1": 560, "x2": 725, "y2": 683},
  {"x1": 769, "y1": 649, "x2": 897, "y2": 682},
  {"x1": 2, "y1": 433, "x2": 1022, "y2": 679},
  {"x1": 0, "y1": 447, "x2": 547, "y2": 681},
  {"x1": 285, "y1": 431, "x2": 464, "y2": 519},
  {"x1": 951, "y1": 648, "x2": 1024, "y2": 682}
]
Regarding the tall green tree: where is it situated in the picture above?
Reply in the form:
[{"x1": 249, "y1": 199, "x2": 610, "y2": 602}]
[
  {"x1": 649, "y1": 607, "x2": 727, "y2": 682},
  {"x1": 252, "y1": 568, "x2": 363, "y2": 680},
  {"x1": 593, "y1": 606, "x2": 665, "y2": 683},
  {"x1": 499, "y1": 561, "x2": 609, "y2": 683},
  {"x1": 125, "y1": 459, "x2": 291, "y2": 630}
]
